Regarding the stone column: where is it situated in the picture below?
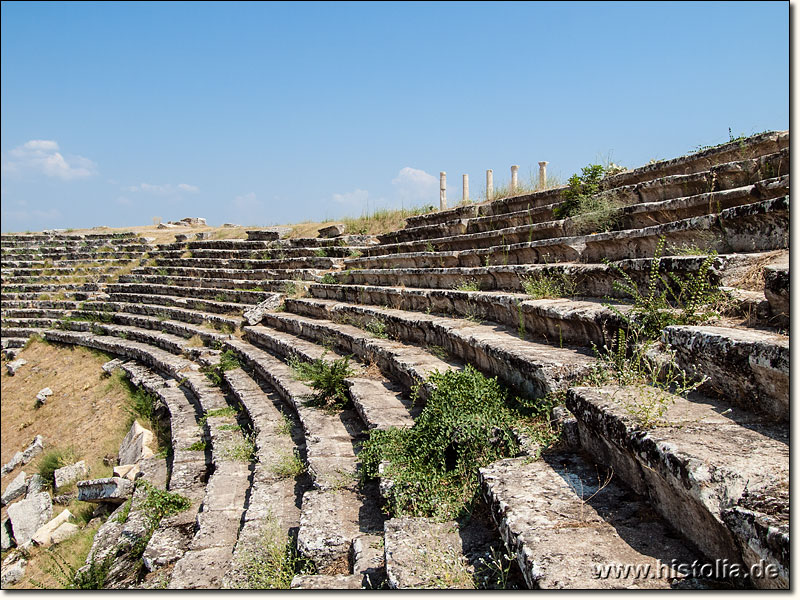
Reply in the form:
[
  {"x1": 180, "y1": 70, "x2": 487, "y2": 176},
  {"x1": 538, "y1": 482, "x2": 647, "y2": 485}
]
[
  {"x1": 486, "y1": 169, "x2": 493, "y2": 201},
  {"x1": 462, "y1": 174, "x2": 469, "y2": 203},
  {"x1": 511, "y1": 165, "x2": 519, "y2": 194},
  {"x1": 538, "y1": 161, "x2": 549, "y2": 190},
  {"x1": 440, "y1": 172, "x2": 447, "y2": 210}
]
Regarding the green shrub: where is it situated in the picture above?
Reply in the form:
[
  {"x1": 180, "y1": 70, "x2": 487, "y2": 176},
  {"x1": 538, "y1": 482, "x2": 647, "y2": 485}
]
[
  {"x1": 289, "y1": 355, "x2": 354, "y2": 409},
  {"x1": 522, "y1": 271, "x2": 577, "y2": 299},
  {"x1": 553, "y1": 164, "x2": 606, "y2": 219},
  {"x1": 360, "y1": 366, "x2": 535, "y2": 520},
  {"x1": 38, "y1": 447, "x2": 77, "y2": 489}
]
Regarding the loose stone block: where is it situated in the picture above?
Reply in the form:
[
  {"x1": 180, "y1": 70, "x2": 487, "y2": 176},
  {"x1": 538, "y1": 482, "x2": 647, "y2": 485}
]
[
  {"x1": 7, "y1": 492, "x2": 53, "y2": 546},
  {"x1": 54, "y1": 460, "x2": 88, "y2": 491},
  {"x1": 318, "y1": 223, "x2": 346, "y2": 238},
  {"x1": 6, "y1": 358, "x2": 27, "y2": 376},
  {"x1": 118, "y1": 421, "x2": 156, "y2": 466},
  {"x1": 77, "y1": 477, "x2": 134, "y2": 504},
  {"x1": 31, "y1": 509, "x2": 73, "y2": 547},
  {"x1": 1, "y1": 471, "x2": 28, "y2": 506}
]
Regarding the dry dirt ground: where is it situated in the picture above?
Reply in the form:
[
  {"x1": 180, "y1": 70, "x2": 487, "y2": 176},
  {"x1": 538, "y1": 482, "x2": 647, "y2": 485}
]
[{"x1": 1, "y1": 338, "x2": 135, "y2": 588}]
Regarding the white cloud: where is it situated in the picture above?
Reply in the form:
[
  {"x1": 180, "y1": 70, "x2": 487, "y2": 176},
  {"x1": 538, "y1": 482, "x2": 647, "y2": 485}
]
[
  {"x1": 391, "y1": 167, "x2": 437, "y2": 203},
  {"x1": 332, "y1": 188, "x2": 369, "y2": 206},
  {"x1": 233, "y1": 192, "x2": 260, "y2": 209},
  {"x1": 126, "y1": 182, "x2": 200, "y2": 195},
  {"x1": 2, "y1": 140, "x2": 96, "y2": 180}
]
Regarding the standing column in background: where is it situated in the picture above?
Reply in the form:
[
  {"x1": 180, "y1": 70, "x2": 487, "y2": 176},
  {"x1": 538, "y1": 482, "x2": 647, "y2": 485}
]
[
  {"x1": 486, "y1": 169, "x2": 493, "y2": 201},
  {"x1": 511, "y1": 165, "x2": 519, "y2": 194},
  {"x1": 462, "y1": 174, "x2": 469, "y2": 203},
  {"x1": 440, "y1": 172, "x2": 447, "y2": 210},
  {"x1": 538, "y1": 161, "x2": 549, "y2": 190}
]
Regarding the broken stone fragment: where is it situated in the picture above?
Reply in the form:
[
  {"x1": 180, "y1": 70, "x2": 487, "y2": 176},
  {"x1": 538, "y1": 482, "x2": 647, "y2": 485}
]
[
  {"x1": 0, "y1": 558, "x2": 27, "y2": 586},
  {"x1": 0, "y1": 452, "x2": 24, "y2": 477},
  {"x1": 318, "y1": 223, "x2": 346, "y2": 238},
  {"x1": 35, "y1": 388, "x2": 53, "y2": 407},
  {"x1": 6, "y1": 358, "x2": 27, "y2": 376},
  {"x1": 102, "y1": 358, "x2": 125, "y2": 375},
  {"x1": 113, "y1": 464, "x2": 141, "y2": 481},
  {"x1": 1, "y1": 519, "x2": 14, "y2": 551},
  {"x1": 77, "y1": 477, "x2": 134, "y2": 504},
  {"x1": 118, "y1": 422, "x2": 155, "y2": 466},
  {"x1": 243, "y1": 293, "x2": 283, "y2": 325},
  {"x1": 54, "y1": 460, "x2": 88, "y2": 492},
  {"x1": 1, "y1": 471, "x2": 27, "y2": 506},
  {"x1": 31, "y1": 509, "x2": 74, "y2": 547},
  {"x1": 7, "y1": 492, "x2": 53, "y2": 546},
  {"x1": 50, "y1": 522, "x2": 79, "y2": 545},
  {"x1": 21, "y1": 436, "x2": 45, "y2": 465},
  {"x1": 26, "y1": 473, "x2": 45, "y2": 496}
]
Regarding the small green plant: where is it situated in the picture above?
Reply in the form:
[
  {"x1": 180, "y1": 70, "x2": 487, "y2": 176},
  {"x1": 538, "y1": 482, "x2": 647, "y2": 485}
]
[
  {"x1": 522, "y1": 270, "x2": 577, "y2": 299},
  {"x1": 270, "y1": 450, "x2": 306, "y2": 478},
  {"x1": 219, "y1": 433, "x2": 256, "y2": 462},
  {"x1": 32, "y1": 547, "x2": 113, "y2": 589},
  {"x1": 228, "y1": 514, "x2": 314, "y2": 588},
  {"x1": 320, "y1": 273, "x2": 337, "y2": 285},
  {"x1": 289, "y1": 354, "x2": 354, "y2": 409},
  {"x1": 364, "y1": 317, "x2": 388, "y2": 338},
  {"x1": 604, "y1": 236, "x2": 725, "y2": 341},
  {"x1": 38, "y1": 447, "x2": 77, "y2": 489},
  {"x1": 424, "y1": 241, "x2": 436, "y2": 253},
  {"x1": 275, "y1": 414, "x2": 294, "y2": 435},
  {"x1": 187, "y1": 440, "x2": 207, "y2": 451},
  {"x1": 553, "y1": 163, "x2": 605, "y2": 220},
  {"x1": 453, "y1": 278, "x2": 480, "y2": 292}
]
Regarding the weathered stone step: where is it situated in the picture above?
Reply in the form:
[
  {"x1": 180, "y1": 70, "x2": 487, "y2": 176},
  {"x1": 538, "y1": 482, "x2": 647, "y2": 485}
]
[
  {"x1": 116, "y1": 361, "x2": 207, "y2": 497},
  {"x1": 480, "y1": 452, "x2": 706, "y2": 589},
  {"x1": 1, "y1": 317, "x2": 60, "y2": 329},
  {"x1": 57, "y1": 319, "x2": 206, "y2": 359},
  {"x1": 106, "y1": 291, "x2": 252, "y2": 316},
  {"x1": 82, "y1": 300, "x2": 243, "y2": 331},
  {"x1": 1, "y1": 307, "x2": 69, "y2": 319},
  {"x1": 220, "y1": 340, "x2": 385, "y2": 576},
  {"x1": 662, "y1": 325, "x2": 789, "y2": 422},
  {"x1": 250, "y1": 314, "x2": 462, "y2": 399},
  {"x1": 334, "y1": 251, "x2": 786, "y2": 297},
  {"x1": 150, "y1": 255, "x2": 341, "y2": 270},
  {"x1": 154, "y1": 245, "x2": 359, "y2": 259},
  {"x1": 240, "y1": 322, "x2": 418, "y2": 430},
  {"x1": 3, "y1": 282, "x2": 98, "y2": 293},
  {"x1": 0, "y1": 299, "x2": 82, "y2": 311},
  {"x1": 107, "y1": 282, "x2": 269, "y2": 305},
  {"x1": 367, "y1": 175, "x2": 788, "y2": 257},
  {"x1": 282, "y1": 297, "x2": 596, "y2": 398},
  {"x1": 346, "y1": 197, "x2": 789, "y2": 270},
  {"x1": 1, "y1": 258, "x2": 138, "y2": 270},
  {"x1": 383, "y1": 517, "x2": 473, "y2": 589},
  {"x1": 566, "y1": 386, "x2": 788, "y2": 589},
  {"x1": 118, "y1": 274, "x2": 299, "y2": 294},
  {"x1": 763, "y1": 257, "x2": 788, "y2": 327},
  {"x1": 246, "y1": 231, "x2": 377, "y2": 246},
  {"x1": 221, "y1": 368, "x2": 305, "y2": 588},
  {"x1": 308, "y1": 283, "x2": 628, "y2": 348},
  {"x1": 1, "y1": 337, "x2": 28, "y2": 351},
  {"x1": 68, "y1": 309, "x2": 232, "y2": 348},
  {"x1": 347, "y1": 377, "x2": 417, "y2": 430},
  {"x1": 222, "y1": 338, "x2": 363, "y2": 491},
  {"x1": 130, "y1": 265, "x2": 324, "y2": 282},
  {"x1": 0, "y1": 326, "x2": 44, "y2": 338},
  {"x1": 43, "y1": 328, "x2": 195, "y2": 375}
]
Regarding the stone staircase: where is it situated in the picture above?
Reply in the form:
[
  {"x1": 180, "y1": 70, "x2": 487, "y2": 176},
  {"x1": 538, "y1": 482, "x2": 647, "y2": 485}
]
[{"x1": 2, "y1": 130, "x2": 788, "y2": 588}]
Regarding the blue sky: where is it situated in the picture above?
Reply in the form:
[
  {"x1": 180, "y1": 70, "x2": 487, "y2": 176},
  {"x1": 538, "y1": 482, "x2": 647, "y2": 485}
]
[{"x1": 0, "y1": 1, "x2": 789, "y2": 232}]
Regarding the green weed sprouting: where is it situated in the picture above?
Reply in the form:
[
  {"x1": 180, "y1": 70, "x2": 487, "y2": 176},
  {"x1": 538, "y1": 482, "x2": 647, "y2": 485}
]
[
  {"x1": 359, "y1": 366, "x2": 556, "y2": 520},
  {"x1": 553, "y1": 164, "x2": 606, "y2": 219},
  {"x1": 521, "y1": 270, "x2": 577, "y2": 299},
  {"x1": 289, "y1": 355, "x2": 354, "y2": 409}
]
